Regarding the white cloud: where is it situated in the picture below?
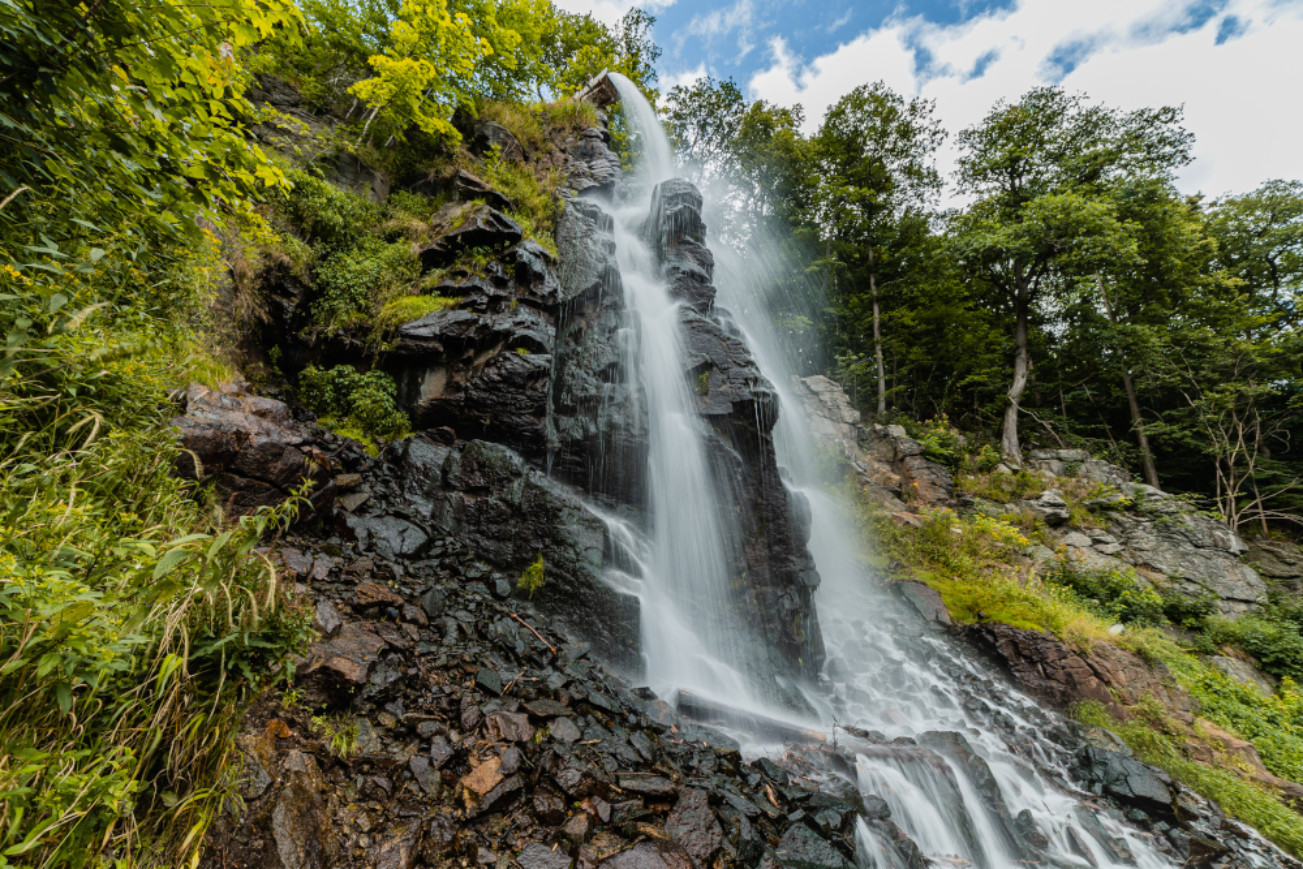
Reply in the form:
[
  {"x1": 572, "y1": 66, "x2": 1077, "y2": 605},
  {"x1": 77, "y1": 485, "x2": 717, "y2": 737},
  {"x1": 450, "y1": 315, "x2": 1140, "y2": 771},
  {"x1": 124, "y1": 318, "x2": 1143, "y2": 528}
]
[
  {"x1": 552, "y1": 0, "x2": 675, "y2": 26},
  {"x1": 747, "y1": 0, "x2": 1303, "y2": 201},
  {"x1": 661, "y1": 63, "x2": 709, "y2": 93},
  {"x1": 685, "y1": 0, "x2": 756, "y2": 61}
]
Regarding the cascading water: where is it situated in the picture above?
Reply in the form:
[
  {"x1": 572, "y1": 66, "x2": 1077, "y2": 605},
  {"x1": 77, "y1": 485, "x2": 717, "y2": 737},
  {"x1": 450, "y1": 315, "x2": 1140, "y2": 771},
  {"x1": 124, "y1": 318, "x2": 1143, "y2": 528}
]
[
  {"x1": 598, "y1": 74, "x2": 1271, "y2": 869},
  {"x1": 605, "y1": 72, "x2": 761, "y2": 710}
]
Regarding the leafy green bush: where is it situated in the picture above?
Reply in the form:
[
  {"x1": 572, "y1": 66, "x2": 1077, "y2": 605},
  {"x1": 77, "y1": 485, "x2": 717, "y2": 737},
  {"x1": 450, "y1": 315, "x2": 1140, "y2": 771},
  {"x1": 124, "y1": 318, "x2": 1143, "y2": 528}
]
[
  {"x1": 916, "y1": 414, "x2": 965, "y2": 471},
  {"x1": 312, "y1": 237, "x2": 419, "y2": 331},
  {"x1": 1206, "y1": 616, "x2": 1303, "y2": 681},
  {"x1": 281, "y1": 169, "x2": 379, "y2": 248},
  {"x1": 1044, "y1": 560, "x2": 1167, "y2": 626},
  {"x1": 298, "y1": 364, "x2": 410, "y2": 441}
]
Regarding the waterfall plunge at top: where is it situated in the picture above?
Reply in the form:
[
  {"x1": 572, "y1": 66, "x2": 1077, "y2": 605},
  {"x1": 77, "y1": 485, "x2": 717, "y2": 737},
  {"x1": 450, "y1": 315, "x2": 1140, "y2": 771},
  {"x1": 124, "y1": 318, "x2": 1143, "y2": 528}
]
[{"x1": 594, "y1": 75, "x2": 1275, "y2": 869}]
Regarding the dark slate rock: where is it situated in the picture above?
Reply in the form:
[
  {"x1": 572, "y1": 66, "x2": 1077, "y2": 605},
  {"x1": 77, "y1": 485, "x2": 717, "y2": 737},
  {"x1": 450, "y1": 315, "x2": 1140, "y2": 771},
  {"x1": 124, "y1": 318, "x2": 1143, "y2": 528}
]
[{"x1": 774, "y1": 824, "x2": 854, "y2": 869}]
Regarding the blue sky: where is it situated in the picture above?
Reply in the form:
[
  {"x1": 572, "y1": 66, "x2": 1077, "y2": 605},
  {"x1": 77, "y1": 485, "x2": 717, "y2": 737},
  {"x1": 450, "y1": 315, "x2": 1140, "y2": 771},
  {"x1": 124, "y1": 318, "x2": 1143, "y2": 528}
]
[
  {"x1": 554, "y1": 0, "x2": 1303, "y2": 200},
  {"x1": 653, "y1": 0, "x2": 1018, "y2": 88}
]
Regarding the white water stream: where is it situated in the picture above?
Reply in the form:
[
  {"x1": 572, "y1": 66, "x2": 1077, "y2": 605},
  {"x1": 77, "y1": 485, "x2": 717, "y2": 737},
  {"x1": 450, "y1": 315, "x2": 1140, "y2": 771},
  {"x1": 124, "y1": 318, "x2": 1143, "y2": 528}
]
[{"x1": 598, "y1": 72, "x2": 1244, "y2": 869}]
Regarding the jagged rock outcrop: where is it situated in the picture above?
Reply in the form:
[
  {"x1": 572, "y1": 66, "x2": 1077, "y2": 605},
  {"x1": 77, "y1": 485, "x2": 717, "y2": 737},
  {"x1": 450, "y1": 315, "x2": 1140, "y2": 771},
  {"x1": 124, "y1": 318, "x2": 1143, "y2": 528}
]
[
  {"x1": 962, "y1": 621, "x2": 1193, "y2": 721},
  {"x1": 548, "y1": 197, "x2": 647, "y2": 506},
  {"x1": 792, "y1": 375, "x2": 954, "y2": 510},
  {"x1": 643, "y1": 179, "x2": 824, "y2": 682},
  {"x1": 1047, "y1": 480, "x2": 1268, "y2": 616},
  {"x1": 391, "y1": 236, "x2": 560, "y2": 462},
  {"x1": 1026, "y1": 447, "x2": 1132, "y2": 485}
]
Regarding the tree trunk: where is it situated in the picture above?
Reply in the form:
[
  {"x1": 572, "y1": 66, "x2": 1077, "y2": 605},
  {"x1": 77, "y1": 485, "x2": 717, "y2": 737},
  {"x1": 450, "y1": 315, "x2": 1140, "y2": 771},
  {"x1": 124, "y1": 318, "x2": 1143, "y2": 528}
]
[
  {"x1": 1001, "y1": 283, "x2": 1030, "y2": 466},
  {"x1": 1097, "y1": 273, "x2": 1159, "y2": 487},
  {"x1": 869, "y1": 248, "x2": 886, "y2": 419}
]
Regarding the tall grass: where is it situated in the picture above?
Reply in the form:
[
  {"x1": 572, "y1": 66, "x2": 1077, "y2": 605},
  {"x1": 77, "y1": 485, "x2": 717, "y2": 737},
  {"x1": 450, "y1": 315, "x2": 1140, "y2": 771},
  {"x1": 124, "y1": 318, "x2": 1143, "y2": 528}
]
[{"x1": 0, "y1": 226, "x2": 311, "y2": 866}]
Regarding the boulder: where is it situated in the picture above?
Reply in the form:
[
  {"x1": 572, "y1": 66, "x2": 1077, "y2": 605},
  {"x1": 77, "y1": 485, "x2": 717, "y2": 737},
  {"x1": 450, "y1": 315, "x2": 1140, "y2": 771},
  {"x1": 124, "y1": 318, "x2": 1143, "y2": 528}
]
[
  {"x1": 470, "y1": 120, "x2": 526, "y2": 163},
  {"x1": 172, "y1": 383, "x2": 335, "y2": 518},
  {"x1": 416, "y1": 204, "x2": 523, "y2": 271},
  {"x1": 963, "y1": 622, "x2": 1191, "y2": 721},
  {"x1": 1072, "y1": 746, "x2": 1176, "y2": 819}
]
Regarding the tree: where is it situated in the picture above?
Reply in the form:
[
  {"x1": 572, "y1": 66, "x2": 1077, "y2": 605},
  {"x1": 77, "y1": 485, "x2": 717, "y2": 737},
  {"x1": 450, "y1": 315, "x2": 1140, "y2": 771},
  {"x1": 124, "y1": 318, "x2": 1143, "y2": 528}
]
[
  {"x1": 348, "y1": 0, "x2": 494, "y2": 143},
  {"x1": 547, "y1": 7, "x2": 661, "y2": 98},
  {"x1": 953, "y1": 88, "x2": 1192, "y2": 465},
  {"x1": 813, "y1": 82, "x2": 945, "y2": 418},
  {"x1": 662, "y1": 76, "x2": 747, "y2": 176},
  {"x1": 0, "y1": 0, "x2": 300, "y2": 248},
  {"x1": 1208, "y1": 179, "x2": 1303, "y2": 328}
]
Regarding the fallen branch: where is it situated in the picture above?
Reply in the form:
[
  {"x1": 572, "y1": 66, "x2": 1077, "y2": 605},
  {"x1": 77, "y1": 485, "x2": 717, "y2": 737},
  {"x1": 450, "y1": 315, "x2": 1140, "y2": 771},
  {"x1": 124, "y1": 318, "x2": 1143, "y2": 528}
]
[{"x1": 510, "y1": 612, "x2": 557, "y2": 655}]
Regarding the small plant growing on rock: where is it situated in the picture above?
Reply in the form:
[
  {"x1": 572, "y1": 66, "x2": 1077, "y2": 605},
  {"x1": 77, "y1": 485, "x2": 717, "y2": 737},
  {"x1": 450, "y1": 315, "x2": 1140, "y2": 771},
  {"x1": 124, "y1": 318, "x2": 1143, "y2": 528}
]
[
  {"x1": 518, "y1": 554, "x2": 545, "y2": 598},
  {"x1": 310, "y1": 714, "x2": 359, "y2": 758}
]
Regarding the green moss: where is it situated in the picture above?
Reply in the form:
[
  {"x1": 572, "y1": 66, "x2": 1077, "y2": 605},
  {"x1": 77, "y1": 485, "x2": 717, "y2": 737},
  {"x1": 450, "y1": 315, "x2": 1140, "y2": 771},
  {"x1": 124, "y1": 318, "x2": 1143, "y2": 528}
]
[{"x1": 376, "y1": 294, "x2": 458, "y2": 329}]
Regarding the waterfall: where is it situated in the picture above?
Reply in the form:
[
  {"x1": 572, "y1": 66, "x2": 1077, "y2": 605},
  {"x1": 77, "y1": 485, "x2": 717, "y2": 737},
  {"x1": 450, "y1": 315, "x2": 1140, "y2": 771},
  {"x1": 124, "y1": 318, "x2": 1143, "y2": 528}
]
[
  {"x1": 596, "y1": 73, "x2": 1238, "y2": 869},
  {"x1": 606, "y1": 72, "x2": 762, "y2": 710}
]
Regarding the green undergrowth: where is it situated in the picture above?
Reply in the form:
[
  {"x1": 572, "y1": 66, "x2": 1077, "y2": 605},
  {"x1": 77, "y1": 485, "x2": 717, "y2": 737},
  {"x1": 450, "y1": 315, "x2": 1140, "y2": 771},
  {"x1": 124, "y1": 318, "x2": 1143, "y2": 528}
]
[
  {"x1": 1, "y1": 230, "x2": 311, "y2": 866},
  {"x1": 1075, "y1": 700, "x2": 1303, "y2": 857}
]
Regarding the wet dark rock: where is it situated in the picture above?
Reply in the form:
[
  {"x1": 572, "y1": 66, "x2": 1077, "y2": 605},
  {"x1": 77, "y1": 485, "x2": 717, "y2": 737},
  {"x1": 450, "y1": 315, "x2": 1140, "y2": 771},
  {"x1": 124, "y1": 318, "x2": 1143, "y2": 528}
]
[
  {"x1": 408, "y1": 755, "x2": 441, "y2": 795},
  {"x1": 372, "y1": 821, "x2": 422, "y2": 869},
  {"x1": 517, "y1": 842, "x2": 574, "y2": 869},
  {"x1": 549, "y1": 717, "x2": 582, "y2": 744},
  {"x1": 471, "y1": 120, "x2": 525, "y2": 163},
  {"x1": 566, "y1": 128, "x2": 621, "y2": 195},
  {"x1": 891, "y1": 580, "x2": 952, "y2": 628},
  {"x1": 172, "y1": 383, "x2": 334, "y2": 518},
  {"x1": 476, "y1": 668, "x2": 504, "y2": 696},
  {"x1": 299, "y1": 624, "x2": 387, "y2": 706},
  {"x1": 597, "y1": 841, "x2": 694, "y2": 869},
  {"x1": 1074, "y1": 746, "x2": 1177, "y2": 819},
  {"x1": 406, "y1": 166, "x2": 514, "y2": 212},
  {"x1": 549, "y1": 196, "x2": 647, "y2": 505},
  {"x1": 269, "y1": 762, "x2": 338, "y2": 869},
  {"x1": 774, "y1": 823, "x2": 854, "y2": 869},
  {"x1": 485, "y1": 711, "x2": 534, "y2": 742},
  {"x1": 313, "y1": 599, "x2": 342, "y2": 637},
  {"x1": 417, "y1": 205, "x2": 523, "y2": 271},
  {"x1": 665, "y1": 788, "x2": 723, "y2": 864},
  {"x1": 616, "y1": 773, "x2": 677, "y2": 798}
]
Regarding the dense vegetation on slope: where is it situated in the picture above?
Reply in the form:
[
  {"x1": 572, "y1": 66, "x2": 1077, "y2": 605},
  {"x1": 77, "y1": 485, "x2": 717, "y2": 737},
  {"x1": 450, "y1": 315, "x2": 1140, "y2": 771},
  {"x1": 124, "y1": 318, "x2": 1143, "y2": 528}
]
[{"x1": 0, "y1": 0, "x2": 653, "y2": 864}]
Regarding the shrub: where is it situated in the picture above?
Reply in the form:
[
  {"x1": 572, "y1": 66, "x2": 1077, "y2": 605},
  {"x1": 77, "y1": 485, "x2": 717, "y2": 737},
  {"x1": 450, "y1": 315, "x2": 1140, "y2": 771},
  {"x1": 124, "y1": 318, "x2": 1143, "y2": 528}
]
[
  {"x1": 312, "y1": 238, "x2": 419, "y2": 332},
  {"x1": 281, "y1": 169, "x2": 379, "y2": 248},
  {"x1": 298, "y1": 365, "x2": 410, "y2": 441},
  {"x1": 1206, "y1": 616, "x2": 1303, "y2": 681},
  {"x1": 916, "y1": 414, "x2": 965, "y2": 471},
  {"x1": 1044, "y1": 560, "x2": 1167, "y2": 627}
]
